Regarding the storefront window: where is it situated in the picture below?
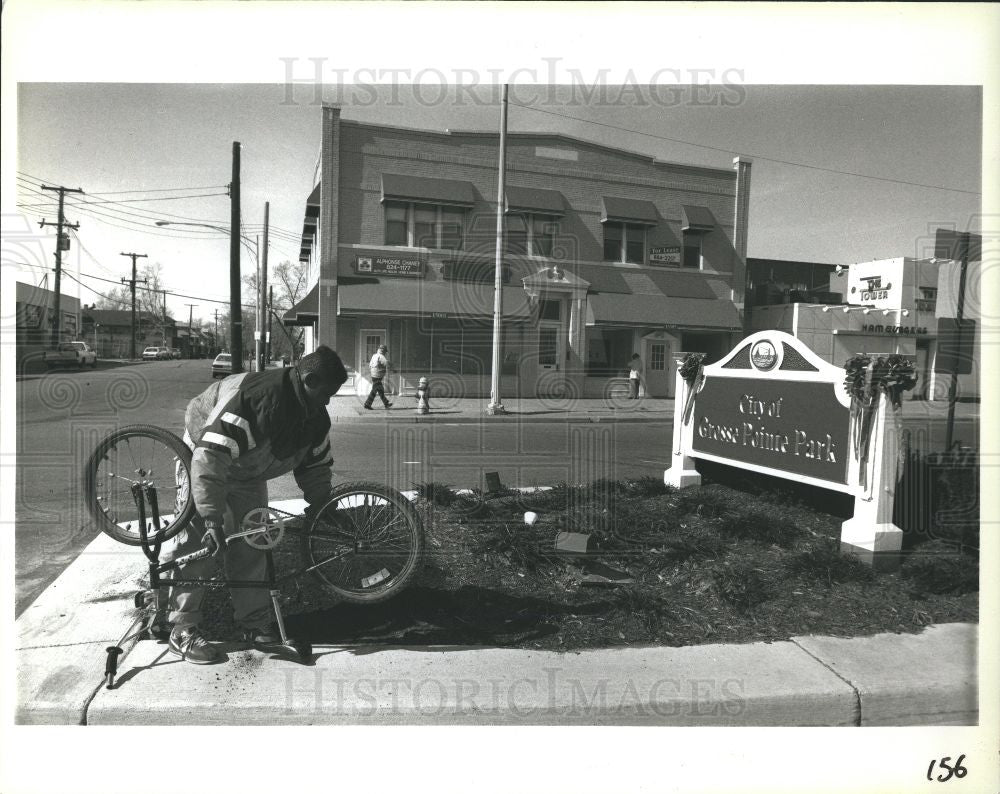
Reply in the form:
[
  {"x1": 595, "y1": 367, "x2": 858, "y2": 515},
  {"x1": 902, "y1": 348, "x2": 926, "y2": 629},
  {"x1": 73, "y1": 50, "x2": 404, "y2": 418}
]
[
  {"x1": 507, "y1": 214, "x2": 529, "y2": 255},
  {"x1": 400, "y1": 317, "x2": 511, "y2": 376},
  {"x1": 682, "y1": 232, "x2": 702, "y2": 269},
  {"x1": 414, "y1": 207, "x2": 437, "y2": 248},
  {"x1": 585, "y1": 327, "x2": 634, "y2": 376},
  {"x1": 384, "y1": 202, "x2": 466, "y2": 250},
  {"x1": 603, "y1": 223, "x2": 645, "y2": 264},
  {"x1": 385, "y1": 204, "x2": 408, "y2": 246}
]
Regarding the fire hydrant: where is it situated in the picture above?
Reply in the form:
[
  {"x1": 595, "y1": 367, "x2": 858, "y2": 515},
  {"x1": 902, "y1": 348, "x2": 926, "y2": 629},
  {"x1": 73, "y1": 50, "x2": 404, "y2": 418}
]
[{"x1": 415, "y1": 376, "x2": 430, "y2": 414}]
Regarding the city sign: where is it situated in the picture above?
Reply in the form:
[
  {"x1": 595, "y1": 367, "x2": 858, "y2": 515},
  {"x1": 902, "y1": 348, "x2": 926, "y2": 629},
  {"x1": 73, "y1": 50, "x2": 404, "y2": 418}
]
[{"x1": 665, "y1": 330, "x2": 908, "y2": 568}]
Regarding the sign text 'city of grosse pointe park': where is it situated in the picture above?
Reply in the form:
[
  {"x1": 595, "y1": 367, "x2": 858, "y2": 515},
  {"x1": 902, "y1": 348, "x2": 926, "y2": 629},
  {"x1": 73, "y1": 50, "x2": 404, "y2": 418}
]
[{"x1": 689, "y1": 334, "x2": 852, "y2": 490}]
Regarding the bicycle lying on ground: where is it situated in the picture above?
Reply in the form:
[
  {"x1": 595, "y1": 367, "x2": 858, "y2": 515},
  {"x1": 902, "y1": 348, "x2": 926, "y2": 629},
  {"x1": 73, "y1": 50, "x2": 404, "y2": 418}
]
[{"x1": 83, "y1": 424, "x2": 425, "y2": 688}]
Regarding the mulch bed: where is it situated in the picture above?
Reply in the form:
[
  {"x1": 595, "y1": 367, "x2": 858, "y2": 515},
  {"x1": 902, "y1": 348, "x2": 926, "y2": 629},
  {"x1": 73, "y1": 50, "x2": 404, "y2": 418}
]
[{"x1": 200, "y1": 476, "x2": 978, "y2": 650}]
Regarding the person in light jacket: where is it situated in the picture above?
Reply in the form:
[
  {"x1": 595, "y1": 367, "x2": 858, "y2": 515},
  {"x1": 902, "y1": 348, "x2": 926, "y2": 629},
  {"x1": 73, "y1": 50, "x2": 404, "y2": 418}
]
[
  {"x1": 364, "y1": 344, "x2": 393, "y2": 410},
  {"x1": 627, "y1": 353, "x2": 643, "y2": 399}
]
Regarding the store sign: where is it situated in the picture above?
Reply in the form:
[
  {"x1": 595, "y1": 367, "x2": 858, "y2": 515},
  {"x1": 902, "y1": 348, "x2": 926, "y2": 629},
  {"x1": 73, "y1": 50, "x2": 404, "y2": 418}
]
[
  {"x1": 860, "y1": 323, "x2": 928, "y2": 336},
  {"x1": 649, "y1": 246, "x2": 681, "y2": 266},
  {"x1": 691, "y1": 376, "x2": 850, "y2": 485},
  {"x1": 354, "y1": 255, "x2": 424, "y2": 277}
]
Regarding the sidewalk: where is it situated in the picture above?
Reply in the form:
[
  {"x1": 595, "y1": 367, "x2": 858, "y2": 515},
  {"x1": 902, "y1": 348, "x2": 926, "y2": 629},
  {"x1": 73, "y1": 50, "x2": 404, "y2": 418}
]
[
  {"x1": 15, "y1": 509, "x2": 978, "y2": 726},
  {"x1": 325, "y1": 393, "x2": 980, "y2": 425}
]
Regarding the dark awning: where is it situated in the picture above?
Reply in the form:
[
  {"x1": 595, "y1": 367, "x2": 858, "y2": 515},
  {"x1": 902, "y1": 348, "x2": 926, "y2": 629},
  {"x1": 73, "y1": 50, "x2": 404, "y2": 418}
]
[
  {"x1": 381, "y1": 173, "x2": 476, "y2": 208},
  {"x1": 300, "y1": 183, "x2": 321, "y2": 262},
  {"x1": 601, "y1": 196, "x2": 659, "y2": 225},
  {"x1": 505, "y1": 185, "x2": 566, "y2": 216},
  {"x1": 682, "y1": 205, "x2": 715, "y2": 233},
  {"x1": 305, "y1": 183, "x2": 321, "y2": 216},
  {"x1": 340, "y1": 281, "x2": 531, "y2": 320},
  {"x1": 588, "y1": 293, "x2": 741, "y2": 330},
  {"x1": 283, "y1": 284, "x2": 318, "y2": 326}
]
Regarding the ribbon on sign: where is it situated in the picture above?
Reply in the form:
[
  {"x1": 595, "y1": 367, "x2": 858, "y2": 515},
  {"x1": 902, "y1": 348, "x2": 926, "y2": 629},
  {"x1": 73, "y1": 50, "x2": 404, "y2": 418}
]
[
  {"x1": 678, "y1": 352, "x2": 707, "y2": 426},
  {"x1": 843, "y1": 353, "x2": 917, "y2": 491}
]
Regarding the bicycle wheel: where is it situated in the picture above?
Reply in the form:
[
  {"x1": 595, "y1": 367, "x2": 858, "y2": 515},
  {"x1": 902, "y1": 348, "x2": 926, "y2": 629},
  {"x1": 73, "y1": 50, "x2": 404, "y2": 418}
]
[
  {"x1": 300, "y1": 481, "x2": 424, "y2": 604},
  {"x1": 84, "y1": 424, "x2": 196, "y2": 546}
]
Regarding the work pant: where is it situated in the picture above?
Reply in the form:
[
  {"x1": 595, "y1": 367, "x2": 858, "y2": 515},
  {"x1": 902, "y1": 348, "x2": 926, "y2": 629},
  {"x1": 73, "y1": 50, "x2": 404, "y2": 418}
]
[
  {"x1": 160, "y1": 478, "x2": 273, "y2": 630},
  {"x1": 629, "y1": 377, "x2": 641, "y2": 399},
  {"x1": 365, "y1": 376, "x2": 391, "y2": 408}
]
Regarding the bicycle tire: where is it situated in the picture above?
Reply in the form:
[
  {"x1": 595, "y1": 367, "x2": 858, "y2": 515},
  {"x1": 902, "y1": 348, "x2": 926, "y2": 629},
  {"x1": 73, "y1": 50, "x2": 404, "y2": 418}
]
[
  {"x1": 83, "y1": 424, "x2": 196, "y2": 546},
  {"x1": 300, "y1": 481, "x2": 424, "y2": 604}
]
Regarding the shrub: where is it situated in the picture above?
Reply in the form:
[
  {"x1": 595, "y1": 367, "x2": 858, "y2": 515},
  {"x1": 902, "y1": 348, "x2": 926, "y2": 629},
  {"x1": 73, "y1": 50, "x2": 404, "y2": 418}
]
[
  {"x1": 472, "y1": 521, "x2": 555, "y2": 571},
  {"x1": 785, "y1": 544, "x2": 875, "y2": 585},
  {"x1": 712, "y1": 563, "x2": 770, "y2": 612},
  {"x1": 716, "y1": 505, "x2": 803, "y2": 547},
  {"x1": 415, "y1": 482, "x2": 458, "y2": 506},
  {"x1": 901, "y1": 545, "x2": 979, "y2": 595}
]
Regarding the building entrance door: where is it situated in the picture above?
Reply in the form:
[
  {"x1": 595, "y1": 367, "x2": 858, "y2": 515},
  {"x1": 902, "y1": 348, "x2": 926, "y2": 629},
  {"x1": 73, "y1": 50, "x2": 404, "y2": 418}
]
[
  {"x1": 534, "y1": 321, "x2": 564, "y2": 396},
  {"x1": 642, "y1": 338, "x2": 671, "y2": 397},
  {"x1": 359, "y1": 328, "x2": 386, "y2": 395}
]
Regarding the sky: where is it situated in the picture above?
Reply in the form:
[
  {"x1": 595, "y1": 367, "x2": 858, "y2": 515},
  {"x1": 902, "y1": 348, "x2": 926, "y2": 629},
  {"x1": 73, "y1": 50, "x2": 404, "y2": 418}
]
[
  {"x1": 1, "y1": 5, "x2": 998, "y2": 794},
  {"x1": 11, "y1": 81, "x2": 983, "y2": 325}
]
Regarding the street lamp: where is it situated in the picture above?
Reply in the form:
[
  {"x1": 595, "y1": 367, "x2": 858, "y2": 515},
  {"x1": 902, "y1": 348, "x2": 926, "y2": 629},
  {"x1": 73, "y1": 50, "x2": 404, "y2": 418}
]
[{"x1": 155, "y1": 219, "x2": 253, "y2": 374}]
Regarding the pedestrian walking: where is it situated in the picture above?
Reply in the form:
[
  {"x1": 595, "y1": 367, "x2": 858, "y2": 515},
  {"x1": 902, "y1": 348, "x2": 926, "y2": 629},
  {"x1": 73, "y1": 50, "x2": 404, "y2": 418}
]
[
  {"x1": 364, "y1": 344, "x2": 393, "y2": 410},
  {"x1": 627, "y1": 353, "x2": 643, "y2": 399},
  {"x1": 162, "y1": 345, "x2": 348, "y2": 664}
]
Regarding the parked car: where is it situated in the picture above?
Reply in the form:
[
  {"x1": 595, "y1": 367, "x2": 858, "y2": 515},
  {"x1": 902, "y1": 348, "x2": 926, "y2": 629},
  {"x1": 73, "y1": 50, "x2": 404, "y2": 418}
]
[
  {"x1": 211, "y1": 352, "x2": 232, "y2": 379},
  {"x1": 142, "y1": 346, "x2": 171, "y2": 361},
  {"x1": 170, "y1": 348, "x2": 182, "y2": 359},
  {"x1": 43, "y1": 341, "x2": 97, "y2": 370}
]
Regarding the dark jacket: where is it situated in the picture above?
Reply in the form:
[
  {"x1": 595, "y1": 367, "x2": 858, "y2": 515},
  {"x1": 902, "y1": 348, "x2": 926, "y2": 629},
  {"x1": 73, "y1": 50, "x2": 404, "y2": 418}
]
[{"x1": 184, "y1": 367, "x2": 333, "y2": 523}]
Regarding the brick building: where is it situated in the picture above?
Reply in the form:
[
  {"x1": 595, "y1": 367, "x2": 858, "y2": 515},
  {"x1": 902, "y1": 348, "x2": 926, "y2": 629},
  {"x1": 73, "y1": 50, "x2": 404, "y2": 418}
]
[{"x1": 286, "y1": 106, "x2": 752, "y2": 398}]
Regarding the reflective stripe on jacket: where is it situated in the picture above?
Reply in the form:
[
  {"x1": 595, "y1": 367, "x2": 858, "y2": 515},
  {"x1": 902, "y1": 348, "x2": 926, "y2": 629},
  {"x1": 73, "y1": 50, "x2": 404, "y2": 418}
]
[{"x1": 184, "y1": 367, "x2": 333, "y2": 523}]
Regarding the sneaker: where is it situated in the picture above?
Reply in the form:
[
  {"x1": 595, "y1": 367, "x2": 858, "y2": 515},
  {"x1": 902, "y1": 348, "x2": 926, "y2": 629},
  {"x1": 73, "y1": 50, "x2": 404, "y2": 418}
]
[
  {"x1": 363, "y1": 405, "x2": 373, "y2": 410},
  {"x1": 385, "y1": 402, "x2": 393, "y2": 409},
  {"x1": 168, "y1": 625, "x2": 221, "y2": 664}
]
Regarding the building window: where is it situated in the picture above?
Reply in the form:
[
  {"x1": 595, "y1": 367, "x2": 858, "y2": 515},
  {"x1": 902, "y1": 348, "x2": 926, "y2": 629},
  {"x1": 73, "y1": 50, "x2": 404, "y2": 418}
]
[
  {"x1": 384, "y1": 202, "x2": 464, "y2": 250},
  {"x1": 585, "y1": 327, "x2": 634, "y2": 377},
  {"x1": 507, "y1": 213, "x2": 558, "y2": 257},
  {"x1": 650, "y1": 343, "x2": 666, "y2": 371},
  {"x1": 916, "y1": 286, "x2": 937, "y2": 313},
  {"x1": 682, "y1": 232, "x2": 702, "y2": 269},
  {"x1": 603, "y1": 223, "x2": 645, "y2": 264}
]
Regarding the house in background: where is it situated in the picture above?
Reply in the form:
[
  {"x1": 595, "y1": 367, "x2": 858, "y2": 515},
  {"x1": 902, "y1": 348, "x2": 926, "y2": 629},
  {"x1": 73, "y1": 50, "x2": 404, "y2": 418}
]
[
  {"x1": 15, "y1": 281, "x2": 81, "y2": 370},
  {"x1": 287, "y1": 107, "x2": 753, "y2": 399},
  {"x1": 81, "y1": 308, "x2": 176, "y2": 359}
]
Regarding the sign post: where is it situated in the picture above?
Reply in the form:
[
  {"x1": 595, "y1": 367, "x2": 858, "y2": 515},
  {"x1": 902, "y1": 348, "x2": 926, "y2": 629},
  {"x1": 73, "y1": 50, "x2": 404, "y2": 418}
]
[{"x1": 665, "y1": 331, "x2": 908, "y2": 569}]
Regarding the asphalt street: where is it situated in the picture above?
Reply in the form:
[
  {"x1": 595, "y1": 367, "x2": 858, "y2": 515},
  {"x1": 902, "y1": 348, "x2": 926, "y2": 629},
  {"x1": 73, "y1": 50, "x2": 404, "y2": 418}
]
[{"x1": 13, "y1": 360, "x2": 673, "y2": 615}]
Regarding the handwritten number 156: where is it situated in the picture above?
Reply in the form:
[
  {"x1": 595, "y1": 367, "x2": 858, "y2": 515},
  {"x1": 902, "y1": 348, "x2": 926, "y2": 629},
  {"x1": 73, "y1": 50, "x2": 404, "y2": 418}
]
[{"x1": 927, "y1": 755, "x2": 967, "y2": 782}]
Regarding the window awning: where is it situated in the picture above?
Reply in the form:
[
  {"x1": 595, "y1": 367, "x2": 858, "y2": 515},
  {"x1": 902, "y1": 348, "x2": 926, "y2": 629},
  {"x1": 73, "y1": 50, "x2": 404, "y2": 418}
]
[
  {"x1": 587, "y1": 293, "x2": 741, "y2": 330},
  {"x1": 505, "y1": 185, "x2": 566, "y2": 216},
  {"x1": 300, "y1": 183, "x2": 321, "y2": 262},
  {"x1": 340, "y1": 280, "x2": 531, "y2": 320},
  {"x1": 682, "y1": 205, "x2": 715, "y2": 233},
  {"x1": 381, "y1": 173, "x2": 477, "y2": 208},
  {"x1": 283, "y1": 284, "x2": 318, "y2": 326},
  {"x1": 601, "y1": 196, "x2": 659, "y2": 225}
]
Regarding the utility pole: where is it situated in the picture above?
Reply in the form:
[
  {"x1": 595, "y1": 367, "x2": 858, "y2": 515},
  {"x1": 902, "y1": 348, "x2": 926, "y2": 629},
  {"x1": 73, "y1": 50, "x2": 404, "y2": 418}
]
[
  {"x1": 119, "y1": 252, "x2": 148, "y2": 360},
  {"x1": 256, "y1": 202, "x2": 270, "y2": 372},
  {"x1": 230, "y1": 141, "x2": 244, "y2": 374},
  {"x1": 39, "y1": 185, "x2": 83, "y2": 348},
  {"x1": 184, "y1": 303, "x2": 196, "y2": 358},
  {"x1": 266, "y1": 285, "x2": 274, "y2": 363},
  {"x1": 487, "y1": 84, "x2": 509, "y2": 416},
  {"x1": 213, "y1": 308, "x2": 221, "y2": 351}
]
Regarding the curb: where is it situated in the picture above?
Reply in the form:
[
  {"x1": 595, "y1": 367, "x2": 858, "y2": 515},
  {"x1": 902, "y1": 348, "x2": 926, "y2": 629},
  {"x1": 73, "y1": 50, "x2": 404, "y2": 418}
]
[
  {"x1": 329, "y1": 412, "x2": 674, "y2": 425},
  {"x1": 16, "y1": 525, "x2": 978, "y2": 727}
]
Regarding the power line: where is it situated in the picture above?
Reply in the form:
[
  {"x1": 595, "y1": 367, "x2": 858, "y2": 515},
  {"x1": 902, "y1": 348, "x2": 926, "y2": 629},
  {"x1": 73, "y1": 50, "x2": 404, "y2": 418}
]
[{"x1": 509, "y1": 100, "x2": 981, "y2": 196}]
